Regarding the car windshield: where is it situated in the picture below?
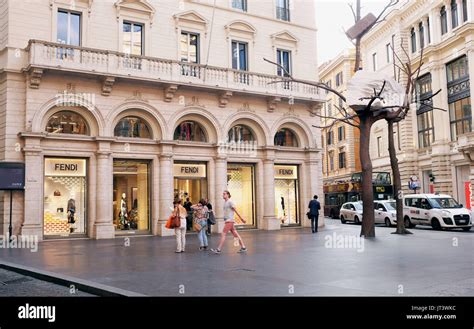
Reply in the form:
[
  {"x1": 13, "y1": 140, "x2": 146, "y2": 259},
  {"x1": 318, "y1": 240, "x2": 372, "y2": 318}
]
[
  {"x1": 385, "y1": 202, "x2": 396, "y2": 210},
  {"x1": 353, "y1": 203, "x2": 362, "y2": 210},
  {"x1": 429, "y1": 198, "x2": 460, "y2": 209}
]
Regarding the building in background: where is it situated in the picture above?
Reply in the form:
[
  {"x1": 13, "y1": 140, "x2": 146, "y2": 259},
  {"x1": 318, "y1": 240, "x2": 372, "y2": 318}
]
[
  {"x1": 361, "y1": 0, "x2": 474, "y2": 207},
  {"x1": 0, "y1": 0, "x2": 325, "y2": 240},
  {"x1": 319, "y1": 49, "x2": 360, "y2": 185}
]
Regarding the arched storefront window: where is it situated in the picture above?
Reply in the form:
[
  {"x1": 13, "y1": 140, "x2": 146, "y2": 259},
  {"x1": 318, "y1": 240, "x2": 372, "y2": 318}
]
[
  {"x1": 45, "y1": 111, "x2": 89, "y2": 135},
  {"x1": 174, "y1": 121, "x2": 207, "y2": 142},
  {"x1": 228, "y1": 125, "x2": 255, "y2": 143},
  {"x1": 114, "y1": 116, "x2": 152, "y2": 139},
  {"x1": 274, "y1": 128, "x2": 299, "y2": 147}
]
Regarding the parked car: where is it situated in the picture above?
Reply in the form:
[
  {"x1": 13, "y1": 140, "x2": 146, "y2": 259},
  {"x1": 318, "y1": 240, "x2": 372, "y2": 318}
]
[
  {"x1": 340, "y1": 201, "x2": 363, "y2": 224},
  {"x1": 403, "y1": 194, "x2": 472, "y2": 231},
  {"x1": 374, "y1": 200, "x2": 397, "y2": 227}
]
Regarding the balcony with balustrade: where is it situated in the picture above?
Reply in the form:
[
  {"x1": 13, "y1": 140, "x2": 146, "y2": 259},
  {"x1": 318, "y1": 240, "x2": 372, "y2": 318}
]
[{"x1": 24, "y1": 40, "x2": 324, "y2": 109}]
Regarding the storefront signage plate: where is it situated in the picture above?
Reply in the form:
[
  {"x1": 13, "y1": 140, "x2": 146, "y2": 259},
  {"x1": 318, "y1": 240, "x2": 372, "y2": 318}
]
[
  {"x1": 45, "y1": 159, "x2": 86, "y2": 177},
  {"x1": 174, "y1": 164, "x2": 206, "y2": 178},
  {"x1": 274, "y1": 165, "x2": 298, "y2": 179},
  {"x1": 0, "y1": 162, "x2": 25, "y2": 190}
]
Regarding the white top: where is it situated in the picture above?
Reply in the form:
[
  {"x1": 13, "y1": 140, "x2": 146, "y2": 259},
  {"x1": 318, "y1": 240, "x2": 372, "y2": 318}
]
[{"x1": 223, "y1": 199, "x2": 236, "y2": 222}]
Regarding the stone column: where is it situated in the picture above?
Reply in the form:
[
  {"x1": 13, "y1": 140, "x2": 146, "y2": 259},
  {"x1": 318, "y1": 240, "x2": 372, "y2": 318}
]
[
  {"x1": 431, "y1": 63, "x2": 450, "y2": 142},
  {"x1": 94, "y1": 151, "x2": 115, "y2": 239},
  {"x1": 307, "y1": 151, "x2": 324, "y2": 228},
  {"x1": 467, "y1": 46, "x2": 474, "y2": 121},
  {"x1": 157, "y1": 152, "x2": 174, "y2": 236},
  {"x1": 21, "y1": 144, "x2": 43, "y2": 240},
  {"x1": 262, "y1": 151, "x2": 279, "y2": 230},
  {"x1": 423, "y1": 17, "x2": 430, "y2": 46},
  {"x1": 214, "y1": 155, "x2": 227, "y2": 233}
]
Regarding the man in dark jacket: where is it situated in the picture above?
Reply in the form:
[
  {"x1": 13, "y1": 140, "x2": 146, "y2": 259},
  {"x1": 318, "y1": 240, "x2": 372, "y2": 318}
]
[{"x1": 308, "y1": 195, "x2": 321, "y2": 233}]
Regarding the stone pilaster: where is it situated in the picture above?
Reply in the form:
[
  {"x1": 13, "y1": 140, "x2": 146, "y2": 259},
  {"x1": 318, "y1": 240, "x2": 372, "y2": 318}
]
[
  {"x1": 262, "y1": 150, "x2": 279, "y2": 230},
  {"x1": 93, "y1": 151, "x2": 115, "y2": 239},
  {"x1": 213, "y1": 155, "x2": 227, "y2": 233},
  {"x1": 157, "y1": 152, "x2": 174, "y2": 236}
]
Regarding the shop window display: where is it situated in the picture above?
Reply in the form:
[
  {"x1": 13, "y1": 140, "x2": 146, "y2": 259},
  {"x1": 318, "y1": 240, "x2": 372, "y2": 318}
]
[
  {"x1": 45, "y1": 111, "x2": 89, "y2": 135},
  {"x1": 114, "y1": 116, "x2": 152, "y2": 138},
  {"x1": 274, "y1": 128, "x2": 299, "y2": 147},
  {"x1": 226, "y1": 164, "x2": 255, "y2": 227},
  {"x1": 228, "y1": 125, "x2": 255, "y2": 143},
  {"x1": 113, "y1": 160, "x2": 150, "y2": 232},
  {"x1": 174, "y1": 121, "x2": 207, "y2": 142}
]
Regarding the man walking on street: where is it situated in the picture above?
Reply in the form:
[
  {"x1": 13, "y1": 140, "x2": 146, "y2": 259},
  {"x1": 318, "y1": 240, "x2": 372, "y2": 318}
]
[
  {"x1": 211, "y1": 191, "x2": 247, "y2": 254},
  {"x1": 308, "y1": 195, "x2": 321, "y2": 233}
]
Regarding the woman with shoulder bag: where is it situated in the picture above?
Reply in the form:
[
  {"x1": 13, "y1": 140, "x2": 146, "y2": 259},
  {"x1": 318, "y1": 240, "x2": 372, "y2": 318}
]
[
  {"x1": 205, "y1": 199, "x2": 215, "y2": 236},
  {"x1": 191, "y1": 199, "x2": 209, "y2": 251},
  {"x1": 173, "y1": 199, "x2": 188, "y2": 253}
]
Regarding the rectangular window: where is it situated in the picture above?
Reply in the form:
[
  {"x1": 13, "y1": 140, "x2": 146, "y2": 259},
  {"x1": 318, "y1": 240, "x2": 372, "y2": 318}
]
[
  {"x1": 450, "y1": 97, "x2": 472, "y2": 141},
  {"x1": 329, "y1": 152, "x2": 334, "y2": 171},
  {"x1": 327, "y1": 101, "x2": 332, "y2": 117},
  {"x1": 57, "y1": 10, "x2": 81, "y2": 46},
  {"x1": 338, "y1": 152, "x2": 346, "y2": 169},
  {"x1": 338, "y1": 126, "x2": 345, "y2": 141},
  {"x1": 327, "y1": 131, "x2": 333, "y2": 145},
  {"x1": 276, "y1": 0, "x2": 290, "y2": 21},
  {"x1": 462, "y1": 0, "x2": 468, "y2": 22},
  {"x1": 386, "y1": 43, "x2": 392, "y2": 63},
  {"x1": 377, "y1": 136, "x2": 382, "y2": 157},
  {"x1": 232, "y1": 41, "x2": 248, "y2": 71},
  {"x1": 123, "y1": 21, "x2": 143, "y2": 55},
  {"x1": 419, "y1": 22, "x2": 425, "y2": 49},
  {"x1": 372, "y1": 53, "x2": 377, "y2": 71},
  {"x1": 180, "y1": 32, "x2": 200, "y2": 77},
  {"x1": 410, "y1": 28, "x2": 417, "y2": 53},
  {"x1": 335, "y1": 72, "x2": 343, "y2": 87},
  {"x1": 446, "y1": 55, "x2": 469, "y2": 83},
  {"x1": 232, "y1": 0, "x2": 247, "y2": 11},
  {"x1": 441, "y1": 6, "x2": 448, "y2": 35},
  {"x1": 427, "y1": 18, "x2": 431, "y2": 44},
  {"x1": 451, "y1": 0, "x2": 459, "y2": 29},
  {"x1": 277, "y1": 49, "x2": 291, "y2": 76},
  {"x1": 417, "y1": 111, "x2": 435, "y2": 148}
]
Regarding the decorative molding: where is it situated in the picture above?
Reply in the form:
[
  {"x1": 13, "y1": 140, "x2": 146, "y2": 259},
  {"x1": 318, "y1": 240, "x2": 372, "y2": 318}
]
[
  {"x1": 271, "y1": 30, "x2": 299, "y2": 48},
  {"x1": 164, "y1": 84, "x2": 179, "y2": 102},
  {"x1": 115, "y1": 0, "x2": 155, "y2": 22},
  {"x1": 185, "y1": 96, "x2": 205, "y2": 107},
  {"x1": 225, "y1": 20, "x2": 257, "y2": 41},
  {"x1": 283, "y1": 108, "x2": 299, "y2": 118},
  {"x1": 173, "y1": 10, "x2": 208, "y2": 32},
  {"x1": 29, "y1": 68, "x2": 44, "y2": 89},
  {"x1": 308, "y1": 103, "x2": 323, "y2": 117},
  {"x1": 218, "y1": 91, "x2": 233, "y2": 108},
  {"x1": 101, "y1": 76, "x2": 115, "y2": 96},
  {"x1": 126, "y1": 90, "x2": 149, "y2": 103},
  {"x1": 237, "y1": 102, "x2": 255, "y2": 113},
  {"x1": 267, "y1": 96, "x2": 281, "y2": 112},
  {"x1": 50, "y1": 0, "x2": 93, "y2": 13}
]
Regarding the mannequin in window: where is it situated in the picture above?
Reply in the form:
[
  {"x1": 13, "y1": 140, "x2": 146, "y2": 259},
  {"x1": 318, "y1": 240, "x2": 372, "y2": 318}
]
[
  {"x1": 119, "y1": 193, "x2": 129, "y2": 229},
  {"x1": 67, "y1": 198, "x2": 76, "y2": 233}
]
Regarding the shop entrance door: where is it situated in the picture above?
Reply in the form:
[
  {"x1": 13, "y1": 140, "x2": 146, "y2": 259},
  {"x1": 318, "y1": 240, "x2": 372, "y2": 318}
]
[{"x1": 274, "y1": 165, "x2": 300, "y2": 226}]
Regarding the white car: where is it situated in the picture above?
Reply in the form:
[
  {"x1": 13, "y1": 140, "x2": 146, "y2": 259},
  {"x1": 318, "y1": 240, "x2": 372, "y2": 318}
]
[
  {"x1": 403, "y1": 194, "x2": 472, "y2": 231},
  {"x1": 340, "y1": 201, "x2": 363, "y2": 224},
  {"x1": 374, "y1": 200, "x2": 397, "y2": 227}
]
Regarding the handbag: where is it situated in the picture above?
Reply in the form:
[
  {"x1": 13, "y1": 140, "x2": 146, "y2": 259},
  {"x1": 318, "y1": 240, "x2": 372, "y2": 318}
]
[
  {"x1": 208, "y1": 211, "x2": 216, "y2": 225},
  {"x1": 171, "y1": 215, "x2": 181, "y2": 228},
  {"x1": 306, "y1": 211, "x2": 311, "y2": 219},
  {"x1": 165, "y1": 215, "x2": 173, "y2": 229},
  {"x1": 193, "y1": 221, "x2": 202, "y2": 232}
]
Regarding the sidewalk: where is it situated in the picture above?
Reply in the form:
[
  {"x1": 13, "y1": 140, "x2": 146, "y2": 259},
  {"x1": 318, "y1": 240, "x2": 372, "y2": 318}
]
[{"x1": 1, "y1": 221, "x2": 473, "y2": 296}]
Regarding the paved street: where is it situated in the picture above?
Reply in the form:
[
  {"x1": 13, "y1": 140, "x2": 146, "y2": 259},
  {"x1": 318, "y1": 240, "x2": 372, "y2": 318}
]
[
  {"x1": 0, "y1": 268, "x2": 94, "y2": 296},
  {"x1": 0, "y1": 219, "x2": 473, "y2": 296}
]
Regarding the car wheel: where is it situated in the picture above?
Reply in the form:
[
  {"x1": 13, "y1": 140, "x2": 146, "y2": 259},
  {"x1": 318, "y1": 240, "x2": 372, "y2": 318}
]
[
  {"x1": 385, "y1": 217, "x2": 392, "y2": 227},
  {"x1": 354, "y1": 216, "x2": 360, "y2": 224},
  {"x1": 404, "y1": 216, "x2": 412, "y2": 228},
  {"x1": 340, "y1": 215, "x2": 346, "y2": 224},
  {"x1": 431, "y1": 218, "x2": 442, "y2": 231},
  {"x1": 462, "y1": 226, "x2": 471, "y2": 232}
]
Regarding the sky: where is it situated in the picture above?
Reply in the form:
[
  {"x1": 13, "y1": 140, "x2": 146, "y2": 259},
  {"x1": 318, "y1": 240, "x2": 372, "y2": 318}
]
[{"x1": 315, "y1": 0, "x2": 390, "y2": 65}]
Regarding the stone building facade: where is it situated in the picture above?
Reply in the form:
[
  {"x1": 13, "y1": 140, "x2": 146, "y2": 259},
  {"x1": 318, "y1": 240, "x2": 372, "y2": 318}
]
[
  {"x1": 0, "y1": 0, "x2": 325, "y2": 240},
  {"x1": 361, "y1": 0, "x2": 474, "y2": 206}
]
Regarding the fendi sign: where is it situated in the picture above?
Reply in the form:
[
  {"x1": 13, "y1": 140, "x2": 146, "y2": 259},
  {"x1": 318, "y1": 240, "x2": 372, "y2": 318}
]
[
  {"x1": 173, "y1": 164, "x2": 207, "y2": 178},
  {"x1": 274, "y1": 165, "x2": 298, "y2": 180},
  {"x1": 45, "y1": 159, "x2": 86, "y2": 177}
]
